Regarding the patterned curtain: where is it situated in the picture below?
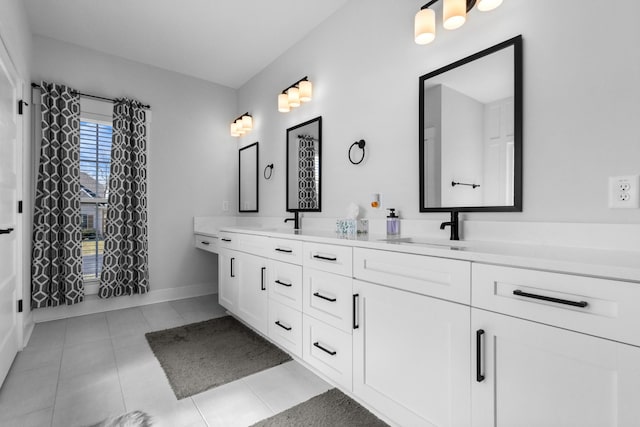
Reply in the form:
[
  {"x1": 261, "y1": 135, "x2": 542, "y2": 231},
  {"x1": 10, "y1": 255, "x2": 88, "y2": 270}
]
[
  {"x1": 31, "y1": 82, "x2": 84, "y2": 309},
  {"x1": 99, "y1": 99, "x2": 149, "y2": 298},
  {"x1": 297, "y1": 134, "x2": 319, "y2": 209}
]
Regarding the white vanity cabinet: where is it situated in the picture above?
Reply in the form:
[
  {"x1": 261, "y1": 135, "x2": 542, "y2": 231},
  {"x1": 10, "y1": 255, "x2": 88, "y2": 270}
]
[
  {"x1": 352, "y1": 248, "x2": 472, "y2": 427},
  {"x1": 235, "y1": 252, "x2": 268, "y2": 335},
  {"x1": 217, "y1": 248, "x2": 238, "y2": 312},
  {"x1": 471, "y1": 264, "x2": 640, "y2": 427}
]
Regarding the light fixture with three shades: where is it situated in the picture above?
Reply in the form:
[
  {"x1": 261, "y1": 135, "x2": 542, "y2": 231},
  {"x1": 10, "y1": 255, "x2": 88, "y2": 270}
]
[
  {"x1": 278, "y1": 76, "x2": 313, "y2": 113},
  {"x1": 415, "y1": 0, "x2": 503, "y2": 45},
  {"x1": 230, "y1": 112, "x2": 253, "y2": 137}
]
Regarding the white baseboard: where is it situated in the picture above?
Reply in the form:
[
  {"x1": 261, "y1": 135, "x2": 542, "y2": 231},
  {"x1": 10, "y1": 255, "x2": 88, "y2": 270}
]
[{"x1": 32, "y1": 282, "x2": 216, "y2": 323}]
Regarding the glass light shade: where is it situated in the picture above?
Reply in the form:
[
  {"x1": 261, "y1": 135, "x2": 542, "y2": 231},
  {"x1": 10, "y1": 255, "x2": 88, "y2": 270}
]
[
  {"x1": 414, "y1": 8, "x2": 436, "y2": 45},
  {"x1": 230, "y1": 122, "x2": 240, "y2": 137},
  {"x1": 278, "y1": 93, "x2": 290, "y2": 112},
  {"x1": 443, "y1": 0, "x2": 466, "y2": 30},
  {"x1": 287, "y1": 87, "x2": 300, "y2": 108},
  {"x1": 477, "y1": 0, "x2": 503, "y2": 11},
  {"x1": 299, "y1": 80, "x2": 313, "y2": 102},
  {"x1": 235, "y1": 119, "x2": 245, "y2": 135},
  {"x1": 242, "y1": 115, "x2": 253, "y2": 131}
]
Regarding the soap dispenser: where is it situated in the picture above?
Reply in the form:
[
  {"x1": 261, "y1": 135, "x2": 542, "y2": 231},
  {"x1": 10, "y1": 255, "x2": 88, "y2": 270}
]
[{"x1": 386, "y1": 208, "x2": 399, "y2": 235}]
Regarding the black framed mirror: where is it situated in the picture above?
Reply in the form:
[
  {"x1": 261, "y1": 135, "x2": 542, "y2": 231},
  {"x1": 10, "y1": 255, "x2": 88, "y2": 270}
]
[
  {"x1": 239, "y1": 142, "x2": 258, "y2": 212},
  {"x1": 419, "y1": 35, "x2": 522, "y2": 212},
  {"x1": 286, "y1": 116, "x2": 322, "y2": 212}
]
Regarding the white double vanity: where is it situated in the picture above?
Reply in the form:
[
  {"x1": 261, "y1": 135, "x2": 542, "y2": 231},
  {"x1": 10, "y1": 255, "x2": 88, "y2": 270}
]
[{"x1": 194, "y1": 223, "x2": 640, "y2": 427}]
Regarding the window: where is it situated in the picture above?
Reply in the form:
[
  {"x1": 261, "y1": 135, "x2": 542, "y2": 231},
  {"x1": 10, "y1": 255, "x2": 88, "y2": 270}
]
[{"x1": 79, "y1": 119, "x2": 112, "y2": 280}]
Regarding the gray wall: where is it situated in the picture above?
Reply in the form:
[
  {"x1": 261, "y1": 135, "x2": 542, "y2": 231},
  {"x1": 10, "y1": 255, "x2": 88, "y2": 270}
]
[{"x1": 237, "y1": 0, "x2": 640, "y2": 224}]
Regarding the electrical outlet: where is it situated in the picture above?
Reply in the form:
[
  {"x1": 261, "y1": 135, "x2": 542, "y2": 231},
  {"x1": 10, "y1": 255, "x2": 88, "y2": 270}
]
[
  {"x1": 609, "y1": 175, "x2": 640, "y2": 208},
  {"x1": 222, "y1": 200, "x2": 229, "y2": 211}
]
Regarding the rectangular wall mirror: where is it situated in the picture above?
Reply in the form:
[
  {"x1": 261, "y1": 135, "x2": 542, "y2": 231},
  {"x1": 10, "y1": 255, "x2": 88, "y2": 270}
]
[
  {"x1": 239, "y1": 141, "x2": 258, "y2": 212},
  {"x1": 419, "y1": 35, "x2": 522, "y2": 212},
  {"x1": 286, "y1": 116, "x2": 322, "y2": 212}
]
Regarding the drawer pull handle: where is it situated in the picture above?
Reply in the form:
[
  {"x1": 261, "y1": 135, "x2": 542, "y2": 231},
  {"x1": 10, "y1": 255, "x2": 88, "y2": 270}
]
[
  {"x1": 230, "y1": 257, "x2": 235, "y2": 278},
  {"x1": 512, "y1": 290, "x2": 588, "y2": 308},
  {"x1": 221, "y1": 238, "x2": 232, "y2": 242},
  {"x1": 476, "y1": 329, "x2": 485, "y2": 382},
  {"x1": 200, "y1": 241, "x2": 210, "y2": 245},
  {"x1": 275, "y1": 280, "x2": 292, "y2": 287},
  {"x1": 353, "y1": 294, "x2": 360, "y2": 330},
  {"x1": 261, "y1": 267, "x2": 266, "y2": 291},
  {"x1": 275, "y1": 321, "x2": 292, "y2": 331},
  {"x1": 275, "y1": 248, "x2": 293, "y2": 253},
  {"x1": 313, "y1": 254, "x2": 337, "y2": 262},
  {"x1": 0, "y1": 228, "x2": 14, "y2": 235},
  {"x1": 313, "y1": 342, "x2": 337, "y2": 356},
  {"x1": 313, "y1": 292, "x2": 336, "y2": 302}
]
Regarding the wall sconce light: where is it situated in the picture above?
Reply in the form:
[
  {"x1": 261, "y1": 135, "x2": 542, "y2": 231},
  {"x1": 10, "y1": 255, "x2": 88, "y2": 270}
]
[
  {"x1": 415, "y1": 0, "x2": 502, "y2": 45},
  {"x1": 278, "y1": 76, "x2": 313, "y2": 113},
  {"x1": 230, "y1": 112, "x2": 253, "y2": 137}
]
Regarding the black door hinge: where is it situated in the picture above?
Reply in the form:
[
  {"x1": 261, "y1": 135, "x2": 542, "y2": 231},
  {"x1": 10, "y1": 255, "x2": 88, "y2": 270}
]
[
  {"x1": 17, "y1": 299, "x2": 23, "y2": 313},
  {"x1": 18, "y1": 200, "x2": 22, "y2": 214},
  {"x1": 18, "y1": 100, "x2": 28, "y2": 115}
]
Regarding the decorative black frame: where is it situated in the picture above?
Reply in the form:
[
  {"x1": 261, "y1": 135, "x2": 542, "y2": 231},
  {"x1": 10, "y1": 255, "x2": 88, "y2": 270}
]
[
  {"x1": 418, "y1": 35, "x2": 523, "y2": 213},
  {"x1": 238, "y1": 141, "x2": 259, "y2": 213},
  {"x1": 286, "y1": 116, "x2": 322, "y2": 212}
]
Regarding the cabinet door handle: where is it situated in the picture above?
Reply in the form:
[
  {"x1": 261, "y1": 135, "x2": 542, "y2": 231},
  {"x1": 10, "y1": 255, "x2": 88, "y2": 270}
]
[
  {"x1": 353, "y1": 294, "x2": 360, "y2": 330},
  {"x1": 275, "y1": 248, "x2": 293, "y2": 253},
  {"x1": 313, "y1": 292, "x2": 336, "y2": 302},
  {"x1": 221, "y1": 238, "x2": 232, "y2": 242},
  {"x1": 513, "y1": 290, "x2": 588, "y2": 308},
  {"x1": 275, "y1": 321, "x2": 292, "y2": 331},
  {"x1": 0, "y1": 228, "x2": 14, "y2": 235},
  {"x1": 476, "y1": 329, "x2": 485, "y2": 382},
  {"x1": 230, "y1": 258, "x2": 235, "y2": 278},
  {"x1": 200, "y1": 241, "x2": 210, "y2": 245},
  {"x1": 313, "y1": 254, "x2": 337, "y2": 262},
  {"x1": 275, "y1": 279, "x2": 292, "y2": 287},
  {"x1": 313, "y1": 341, "x2": 337, "y2": 356},
  {"x1": 261, "y1": 267, "x2": 266, "y2": 291}
]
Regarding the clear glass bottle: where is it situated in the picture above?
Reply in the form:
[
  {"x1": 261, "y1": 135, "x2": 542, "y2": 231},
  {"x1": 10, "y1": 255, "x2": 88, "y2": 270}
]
[{"x1": 386, "y1": 208, "x2": 399, "y2": 235}]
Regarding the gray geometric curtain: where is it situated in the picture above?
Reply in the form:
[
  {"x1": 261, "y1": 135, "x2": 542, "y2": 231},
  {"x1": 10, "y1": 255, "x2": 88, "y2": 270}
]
[
  {"x1": 31, "y1": 82, "x2": 84, "y2": 309},
  {"x1": 99, "y1": 99, "x2": 149, "y2": 298},
  {"x1": 297, "y1": 134, "x2": 318, "y2": 209}
]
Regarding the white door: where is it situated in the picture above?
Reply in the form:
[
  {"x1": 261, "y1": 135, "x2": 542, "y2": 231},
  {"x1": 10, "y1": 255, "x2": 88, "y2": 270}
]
[
  {"x1": 472, "y1": 308, "x2": 640, "y2": 427},
  {"x1": 353, "y1": 279, "x2": 471, "y2": 427},
  {"x1": 236, "y1": 252, "x2": 268, "y2": 335},
  {"x1": 0, "y1": 39, "x2": 22, "y2": 386},
  {"x1": 217, "y1": 249, "x2": 238, "y2": 312}
]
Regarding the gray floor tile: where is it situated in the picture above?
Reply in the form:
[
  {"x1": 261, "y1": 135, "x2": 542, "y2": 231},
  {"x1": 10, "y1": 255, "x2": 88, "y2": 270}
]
[
  {"x1": 0, "y1": 406, "x2": 53, "y2": 427},
  {"x1": 10, "y1": 345, "x2": 63, "y2": 373},
  {"x1": 140, "y1": 302, "x2": 186, "y2": 331},
  {"x1": 106, "y1": 307, "x2": 151, "y2": 338},
  {"x1": 0, "y1": 364, "x2": 59, "y2": 421},
  {"x1": 64, "y1": 313, "x2": 110, "y2": 347},
  {"x1": 60, "y1": 337, "x2": 116, "y2": 380}
]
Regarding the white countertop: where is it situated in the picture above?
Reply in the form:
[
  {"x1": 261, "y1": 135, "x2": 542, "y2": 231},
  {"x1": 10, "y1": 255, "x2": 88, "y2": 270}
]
[{"x1": 195, "y1": 225, "x2": 640, "y2": 283}]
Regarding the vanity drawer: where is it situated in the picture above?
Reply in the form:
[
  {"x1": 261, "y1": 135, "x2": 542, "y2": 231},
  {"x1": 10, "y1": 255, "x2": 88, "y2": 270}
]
[
  {"x1": 268, "y1": 260, "x2": 303, "y2": 311},
  {"x1": 472, "y1": 263, "x2": 640, "y2": 347},
  {"x1": 235, "y1": 233, "x2": 268, "y2": 256},
  {"x1": 194, "y1": 234, "x2": 219, "y2": 253},
  {"x1": 268, "y1": 300, "x2": 302, "y2": 358},
  {"x1": 353, "y1": 248, "x2": 471, "y2": 305},
  {"x1": 218, "y1": 232, "x2": 236, "y2": 250},
  {"x1": 303, "y1": 268, "x2": 353, "y2": 333},
  {"x1": 268, "y1": 237, "x2": 304, "y2": 265},
  {"x1": 303, "y1": 242, "x2": 353, "y2": 277},
  {"x1": 302, "y1": 314, "x2": 353, "y2": 391}
]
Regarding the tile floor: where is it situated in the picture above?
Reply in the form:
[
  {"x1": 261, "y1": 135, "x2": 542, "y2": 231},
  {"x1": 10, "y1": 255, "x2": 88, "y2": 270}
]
[{"x1": 0, "y1": 294, "x2": 331, "y2": 427}]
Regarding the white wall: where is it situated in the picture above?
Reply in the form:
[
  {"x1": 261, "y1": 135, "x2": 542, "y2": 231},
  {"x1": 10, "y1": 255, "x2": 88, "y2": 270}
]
[
  {"x1": 32, "y1": 35, "x2": 237, "y2": 294},
  {"x1": 237, "y1": 0, "x2": 640, "y2": 225}
]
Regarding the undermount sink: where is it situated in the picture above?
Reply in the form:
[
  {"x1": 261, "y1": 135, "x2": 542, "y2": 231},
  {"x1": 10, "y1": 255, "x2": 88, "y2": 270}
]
[{"x1": 377, "y1": 237, "x2": 468, "y2": 250}]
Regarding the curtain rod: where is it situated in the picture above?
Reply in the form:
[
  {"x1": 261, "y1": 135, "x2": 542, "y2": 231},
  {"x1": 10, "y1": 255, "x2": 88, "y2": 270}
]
[{"x1": 31, "y1": 82, "x2": 151, "y2": 109}]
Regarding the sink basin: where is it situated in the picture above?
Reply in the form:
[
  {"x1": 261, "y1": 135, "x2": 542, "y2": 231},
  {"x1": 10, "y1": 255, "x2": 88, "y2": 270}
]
[{"x1": 377, "y1": 237, "x2": 468, "y2": 250}]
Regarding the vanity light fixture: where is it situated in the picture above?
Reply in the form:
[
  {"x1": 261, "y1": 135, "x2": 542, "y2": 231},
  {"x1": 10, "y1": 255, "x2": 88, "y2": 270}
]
[
  {"x1": 278, "y1": 76, "x2": 313, "y2": 113},
  {"x1": 230, "y1": 112, "x2": 253, "y2": 137},
  {"x1": 415, "y1": 0, "x2": 503, "y2": 45}
]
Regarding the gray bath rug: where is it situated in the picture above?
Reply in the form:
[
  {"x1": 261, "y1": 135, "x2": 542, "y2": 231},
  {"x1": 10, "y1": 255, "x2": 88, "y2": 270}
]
[
  {"x1": 250, "y1": 388, "x2": 389, "y2": 427},
  {"x1": 145, "y1": 316, "x2": 292, "y2": 399}
]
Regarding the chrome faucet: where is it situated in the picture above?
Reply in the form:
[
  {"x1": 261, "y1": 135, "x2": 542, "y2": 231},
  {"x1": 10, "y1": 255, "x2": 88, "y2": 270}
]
[
  {"x1": 440, "y1": 211, "x2": 460, "y2": 240},
  {"x1": 284, "y1": 211, "x2": 300, "y2": 229}
]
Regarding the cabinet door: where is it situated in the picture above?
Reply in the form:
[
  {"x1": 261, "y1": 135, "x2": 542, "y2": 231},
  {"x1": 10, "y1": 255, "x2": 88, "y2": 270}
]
[
  {"x1": 237, "y1": 252, "x2": 268, "y2": 335},
  {"x1": 472, "y1": 309, "x2": 640, "y2": 427},
  {"x1": 353, "y1": 279, "x2": 471, "y2": 427},
  {"x1": 218, "y1": 249, "x2": 238, "y2": 312}
]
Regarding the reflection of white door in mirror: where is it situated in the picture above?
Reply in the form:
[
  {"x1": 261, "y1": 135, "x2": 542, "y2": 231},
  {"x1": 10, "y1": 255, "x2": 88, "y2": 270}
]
[
  {"x1": 483, "y1": 98, "x2": 514, "y2": 206},
  {"x1": 239, "y1": 142, "x2": 258, "y2": 212}
]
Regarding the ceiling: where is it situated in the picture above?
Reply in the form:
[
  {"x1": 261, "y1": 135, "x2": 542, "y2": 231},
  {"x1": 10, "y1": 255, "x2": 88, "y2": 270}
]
[{"x1": 23, "y1": 0, "x2": 349, "y2": 89}]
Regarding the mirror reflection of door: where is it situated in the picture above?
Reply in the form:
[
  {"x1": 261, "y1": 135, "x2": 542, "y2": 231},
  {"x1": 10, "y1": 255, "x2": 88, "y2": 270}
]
[
  {"x1": 419, "y1": 36, "x2": 522, "y2": 212},
  {"x1": 239, "y1": 142, "x2": 258, "y2": 212}
]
